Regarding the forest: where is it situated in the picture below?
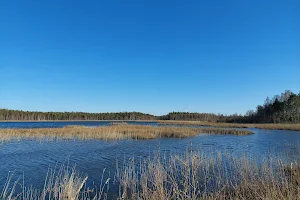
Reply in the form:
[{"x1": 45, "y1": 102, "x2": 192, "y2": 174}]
[
  {"x1": 0, "y1": 110, "x2": 156, "y2": 121},
  {"x1": 242, "y1": 90, "x2": 300, "y2": 123},
  {"x1": 160, "y1": 90, "x2": 300, "y2": 123},
  {"x1": 1, "y1": 90, "x2": 299, "y2": 123}
]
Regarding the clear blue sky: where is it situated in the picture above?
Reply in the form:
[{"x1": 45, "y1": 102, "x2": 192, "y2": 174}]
[{"x1": 0, "y1": 0, "x2": 299, "y2": 115}]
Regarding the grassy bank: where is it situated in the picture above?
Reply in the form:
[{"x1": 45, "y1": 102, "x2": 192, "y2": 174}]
[
  {"x1": 159, "y1": 120, "x2": 300, "y2": 131},
  {"x1": 0, "y1": 125, "x2": 253, "y2": 141},
  {"x1": 2, "y1": 151, "x2": 299, "y2": 200}
]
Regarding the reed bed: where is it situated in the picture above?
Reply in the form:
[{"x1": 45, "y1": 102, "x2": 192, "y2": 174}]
[
  {"x1": 0, "y1": 125, "x2": 253, "y2": 141},
  {"x1": 159, "y1": 120, "x2": 300, "y2": 131},
  {"x1": 116, "y1": 151, "x2": 300, "y2": 200},
  {"x1": 1, "y1": 165, "x2": 94, "y2": 200},
  {"x1": 1, "y1": 151, "x2": 299, "y2": 200}
]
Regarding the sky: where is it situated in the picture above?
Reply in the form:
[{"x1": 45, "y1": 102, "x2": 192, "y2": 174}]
[{"x1": 0, "y1": 0, "x2": 299, "y2": 116}]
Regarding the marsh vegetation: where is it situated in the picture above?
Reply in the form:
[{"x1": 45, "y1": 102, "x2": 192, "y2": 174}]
[
  {"x1": 117, "y1": 151, "x2": 300, "y2": 200},
  {"x1": 159, "y1": 121, "x2": 300, "y2": 131},
  {"x1": 0, "y1": 125, "x2": 253, "y2": 141}
]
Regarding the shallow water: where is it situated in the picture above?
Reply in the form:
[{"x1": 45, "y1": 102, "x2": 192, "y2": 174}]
[{"x1": 0, "y1": 122, "x2": 300, "y2": 196}]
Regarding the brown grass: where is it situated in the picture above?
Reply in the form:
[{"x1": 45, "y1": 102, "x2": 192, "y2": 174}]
[
  {"x1": 158, "y1": 120, "x2": 300, "y2": 131},
  {"x1": 1, "y1": 165, "x2": 90, "y2": 200},
  {"x1": 0, "y1": 125, "x2": 253, "y2": 141},
  {"x1": 116, "y1": 152, "x2": 300, "y2": 200}
]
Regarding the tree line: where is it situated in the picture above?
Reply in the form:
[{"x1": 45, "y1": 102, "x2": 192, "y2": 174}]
[
  {"x1": 159, "y1": 112, "x2": 226, "y2": 122},
  {"x1": 1, "y1": 90, "x2": 299, "y2": 123},
  {"x1": 159, "y1": 90, "x2": 300, "y2": 123},
  {"x1": 0, "y1": 110, "x2": 156, "y2": 121}
]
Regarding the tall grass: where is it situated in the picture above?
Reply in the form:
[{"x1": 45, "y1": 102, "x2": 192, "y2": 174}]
[
  {"x1": 117, "y1": 151, "x2": 300, "y2": 200},
  {"x1": 159, "y1": 120, "x2": 300, "y2": 131},
  {"x1": 0, "y1": 125, "x2": 253, "y2": 141},
  {"x1": 1, "y1": 165, "x2": 89, "y2": 200},
  {"x1": 1, "y1": 151, "x2": 299, "y2": 200}
]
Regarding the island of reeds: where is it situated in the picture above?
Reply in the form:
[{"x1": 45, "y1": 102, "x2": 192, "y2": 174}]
[{"x1": 0, "y1": 125, "x2": 253, "y2": 141}]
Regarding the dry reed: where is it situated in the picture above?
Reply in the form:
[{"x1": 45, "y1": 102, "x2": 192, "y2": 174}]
[
  {"x1": 116, "y1": 151, "x2": 300, "y2": 200},
  {"x1": 1, "y1": 165, "x2": 88, "y2": 200},
  {"x1": 0, "y1": 125, "x2": 253, "y2": 141},
  {"x1": 159, "y1": 120, "x2": 300, "y2": 131}
]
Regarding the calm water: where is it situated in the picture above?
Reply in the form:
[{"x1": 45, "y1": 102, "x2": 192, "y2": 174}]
[
  {"x1": 0, "y1": 121, "x2": 158, "y2": 129},
  {"x1": 0, "y1": 122, "x2": 300, "y2": 196}
]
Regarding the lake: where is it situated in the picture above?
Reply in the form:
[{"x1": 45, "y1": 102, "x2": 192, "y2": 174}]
[{"x1": 0, "y1": 121, "x2": 300, "y2": 198}]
